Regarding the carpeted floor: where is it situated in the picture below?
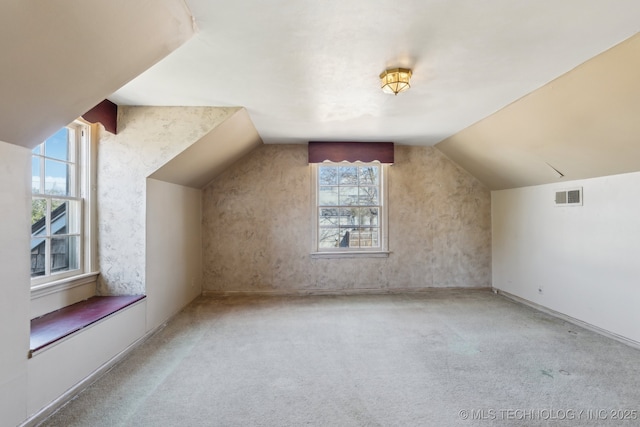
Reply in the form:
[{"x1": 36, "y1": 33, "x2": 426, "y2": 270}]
[{"x1": 40, "y1": 290, "x2": 640, "y2": 426}]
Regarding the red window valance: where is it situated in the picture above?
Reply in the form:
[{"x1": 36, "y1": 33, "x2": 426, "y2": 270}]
[
  {"x1": 308, "y1": 141, "x2": 394, "y2": 164},
  {"x1": 82, "y1": 99, "x2": 118, "y2": 134}
]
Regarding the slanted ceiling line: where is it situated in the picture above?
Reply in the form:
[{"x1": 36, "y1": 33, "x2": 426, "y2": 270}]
[{"x1": 546, "y1": 162, "x2": 565, "y2": 178}]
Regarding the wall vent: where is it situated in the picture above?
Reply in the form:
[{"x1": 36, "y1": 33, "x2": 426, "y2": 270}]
[{"x1": 555, "y1": 187, "x2": 582, "y2": 206}]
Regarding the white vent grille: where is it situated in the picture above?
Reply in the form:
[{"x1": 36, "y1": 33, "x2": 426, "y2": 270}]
[
  {"x1": 567, "y1": 190, "x2": 581, "y2": 204},
  {"x1": 555, "y1": 187, "x2": 582, "y2": 206}
]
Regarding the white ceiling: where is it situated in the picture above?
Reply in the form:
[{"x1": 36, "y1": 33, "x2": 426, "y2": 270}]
[{"x1": 109, "y1": 0, "x2": 640, "y2": 146}]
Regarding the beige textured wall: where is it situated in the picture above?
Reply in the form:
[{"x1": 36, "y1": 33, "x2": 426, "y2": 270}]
[
  {"x1": 97, "y1": 106, "x2": 238, "y2": 295},
  {"x1": 202, "y1": 144, "x2": 491, "y2": 293}
]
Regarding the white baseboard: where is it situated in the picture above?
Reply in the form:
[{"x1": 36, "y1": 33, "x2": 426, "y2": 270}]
[
  {"x1": 494, "y1": 288, "x2": 640, "y2": 351},
  {"x1": 203, "y1": 286, "x2": 492, "y2": 297}
]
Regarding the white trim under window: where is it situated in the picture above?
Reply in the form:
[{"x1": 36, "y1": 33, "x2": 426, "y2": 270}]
[
  {"x1": 30, "y1": 120, "x2": 97, "y2": 290},
  {"x1": 311, "y1": 162, "x2": 389, "y2": 258}
]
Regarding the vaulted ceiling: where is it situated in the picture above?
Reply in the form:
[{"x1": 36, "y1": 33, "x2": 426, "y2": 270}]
[
  {"x1": 109, "y1": 0, "x2": 640, "y2": 149},
  {"x1": 1, "y1": 1, "x2": 640, "y2": 190},
  {"x1": 437, "y1": 33, "x2": 640, "y2": 189}
]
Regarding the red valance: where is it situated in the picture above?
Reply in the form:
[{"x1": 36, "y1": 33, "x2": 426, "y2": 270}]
[
  {"x1": 82, "y1": 99, "x2": 118, "y2": 134},
  {"x1": 308, "y1": 141, "x2": 394, "y2": 164}
]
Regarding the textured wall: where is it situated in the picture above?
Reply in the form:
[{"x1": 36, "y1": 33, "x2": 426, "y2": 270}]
[
  {"x1": 97, "y1": 106, "x2": 238, "y2": 295},
  {"x1": 202, "y1": 145, "x2": 491, "y2": 293}
]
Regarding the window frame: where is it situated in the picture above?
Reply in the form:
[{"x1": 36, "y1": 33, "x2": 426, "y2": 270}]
[
  {"x1": 310, "y1": 161, "x2": 389, "y2": 258},
  {"x1": 30, "y1": 120, "x2": 98, "y2": 291}
]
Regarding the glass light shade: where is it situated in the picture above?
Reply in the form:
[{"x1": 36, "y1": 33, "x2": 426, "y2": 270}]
[{"x1": 379, "y1": 68, "x2": 412, "y2": 95}]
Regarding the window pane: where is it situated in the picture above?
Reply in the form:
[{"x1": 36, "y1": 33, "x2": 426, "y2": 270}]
[
  {"x1": 32, "y1": 157, "x2": 42, "y2": 193},
  {"x1": 349, "y1": 230, "x2": 362, "y2": 248},
  {"x1": 337, "y1": 229, "x2": 351, "y2": 247},
  {"x1": 51, "y1": 236, "x2": 79, "y2": 274},
  {"x1": 44, "y1": 128, "x2": 70, "y2": 161},
  {"x1": 319, "y1": 208, "x2": 339, "y2": 226},
  {"x1": 318, "y1": 229, "x2": 340, "y2": 248},
  {"x1": 350, "y1": 228, "x2": 379, "y2": 248},
  {"x1": 318, "y1": 186, "x2": 338, "y2": 206},
  {"x1": 339, "y1": 166, "x2": 358, "y2": 185},
  {"x1": 44, "y1": 159, "x2": 70, "y2": 196},
  {"x1": 338, "y1": 208, "x2": 356, "y2": 226},
  {"x1": 318, "y1": 166, "x2": 338, "y2": 185},
  {"x1": 30, "y1": 237, "x2": 46, "y2": 277},
  {"x1": 31, "y1": 199, "x2": 47, "y2": 236},
  {"x1": 338, "y1": 186, "x2": 358, "y2": 206},
  {"x1": 359, "y1": 166, "x2": 378, "y2": 185},
  {"x1": 358, "y1": 187, "x2": 379, "y2": 205},
  {"x1": 51, "y1": 199, "x2": 80, "y2": 235},
  {"x1": 355, "y1": 207, "x2": 379, "y2": 226}
]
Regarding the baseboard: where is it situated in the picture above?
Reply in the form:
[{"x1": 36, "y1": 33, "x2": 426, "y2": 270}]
[
  {"x1": 202, "y1": 286, "x2": 492, "y2": 297},
  {"x1": 494, "y1": 288, "x2": 640, "y2": 351},
  {"x1": 20, "y1": 319, "x2": 166, "y2": 427}
]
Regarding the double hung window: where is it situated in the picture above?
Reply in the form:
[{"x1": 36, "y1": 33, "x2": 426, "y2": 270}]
[
  {"x1": 31, "y1": 121, "x2": 93, "y2": 285},
  {"x1": 312, "y1": 161, "x2": 388, "y2": 256}
]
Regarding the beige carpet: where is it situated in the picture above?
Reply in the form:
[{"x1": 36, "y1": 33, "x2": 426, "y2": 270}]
[{"x1": 41, "y1": 290, "x2": 640, "y2": 426}]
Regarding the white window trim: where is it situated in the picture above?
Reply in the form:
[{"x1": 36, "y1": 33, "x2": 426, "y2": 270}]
[
  {"x1": 31, "y1": 271, "x2": 100, "y2": 299},
  {"x1": 310, "y1": 162, "x2": 390, "y2": 258},
  {"x1": 30, "y1": 120, "x2": 98, "y2": 295}
]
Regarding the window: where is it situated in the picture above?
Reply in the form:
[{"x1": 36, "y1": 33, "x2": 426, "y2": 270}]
[
  {"x1": 312, "y1": 161, "x2": 389, "y2": 257},
  {"x1": 31, "y1": 121, "x2": 95, "y2": 286}
]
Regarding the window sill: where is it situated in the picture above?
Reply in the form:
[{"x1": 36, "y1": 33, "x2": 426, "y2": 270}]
[
  {"x1": 31, "y1": 271, "x2": 100, "y2": 300},
  {"x1": 310, "y1": 251, "x2": 390, "y2": 259}
]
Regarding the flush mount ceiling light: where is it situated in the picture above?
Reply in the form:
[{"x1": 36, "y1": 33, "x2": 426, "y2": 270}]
[{"x1": 379, "y1": 68, "x2": 412, "y2": 95}]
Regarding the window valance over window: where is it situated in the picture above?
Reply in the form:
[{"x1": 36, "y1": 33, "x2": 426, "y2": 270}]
[
  {"x1": 82, "y1": 99, "x2": 118, "y2": 134},
  {"x1": 308, "y1": 141, "x2": 394, "y2": 164}
]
